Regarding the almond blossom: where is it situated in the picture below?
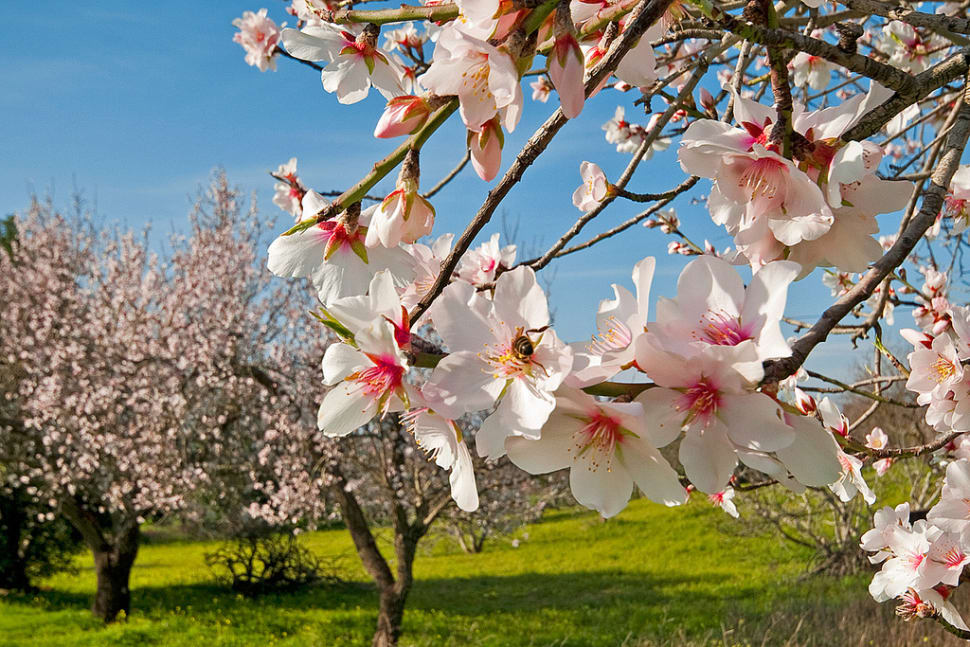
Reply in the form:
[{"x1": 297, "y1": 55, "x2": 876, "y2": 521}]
[
  {"x1": 423, "y1": 267, "x2": 572, "y2": 460},
  {"x1": 879, "y1": 21, "x2": 945, "y2": 74},
  {"x1": 709, "y1": 488, "x2": 739, "y2": 518},
  {"x1": 866, "y1": 426, "x2": 889, "y2": 450},
  {"x1": 318, "y1": 319, "x2": 410, "y2": 437},
  {"x1": 266, "y1": 191, "x2": 415, "y2": 304},
  {"x1": 506, "y1": 386, "x2": 686, "y2": 518},
  {"x1": 455, "y1": 231, "x2": 515, "y2": 287},
  {"x1": 829, "y1": 449, "x2": 876, "y2": 504},
  {"x1": 927, "y1": 459, "x2": 970, "y2": 532},
  {"x1": 944, "y1": 165, "x2": 970, "y2": 234},
  {"x1": 634, "y1": 338, "x2": 793, "y2": 494},
  {"x1": 420, "y1": 24, "x2": 522, "y2": 133},
  {"x1": 399, "y1": 233, "x2": 454, "y2": 312},
  {"x1": 572, "y1": 161, "x2": 613, "y2": 212},
  {"x1": 530, "y1": 76, "x2": 553, "y2": 103},
  {"x1": 374, "y1": 95, "x2": 431, "y2": 138},
  {"x1": 679, "y1": 110, "x2": 834, "y2": 267},
  {"x1": 548, "y1": 12, "x2": 585, "y2": 119},
  {"x1": 232, "y1": 9, "x2": 281, "y2": 72},
  {"x1": 652, "y1": 255, "x2": 799, "y2": 362},
  {"x1": 280, "y1": 23, "x2": 404, "y2": 104},
  {"x1": 789, "y1": 51, "x2": 832, "y2": 91},
  {"x1": 570, "y1": 256, "x2": 655, "y2": 386},
  {"x1": 272, "y1": 157, "x2": 305, "y2": 218},
  {"x1": 468, "y1": 117, "x2": 505, "y2": 182},
  {"x1": 367, "y1": 163, "x2": 436, "y2": 248},
  {"x1": 322, "y1": 270, "x2": 410, "y2": 347}
]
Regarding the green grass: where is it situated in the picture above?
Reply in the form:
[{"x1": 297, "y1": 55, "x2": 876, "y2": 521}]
[{"x1": 0, "y1": 498, "x2": 872, "y2": 647}]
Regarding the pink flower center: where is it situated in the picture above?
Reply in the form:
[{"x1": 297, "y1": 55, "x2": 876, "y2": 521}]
[
  {"x1": 675, "y1": 377, "x2": 721, "y2": 426},
  {"x1": 740, "y1": 120, "x2": 771, "y2": 149},
  {"x1": 941, "y1": 546, "x2": 967, "y2": 569},
  {"x1": 481, "y1": 329, "x2": 543, "y2": 380},
  {"x1": 352, "y1": 355, "x2": 404, "y2": 398},
  {"x1": 384, "y1": 307, "x2": 411, "y2": 349},
  {"x1": 588, "y1": 315, "x2": 633, "y2": 356},
  {"x1": 570, "y1": 410, "x2": 624, "y2": 472},
  {"x1": 318, "y1": 220, "x2": 363, "y2": 256},
  {"x1": 695, "y1": 310, "x2": 753, "y2": 347},
  {"x1": 932, "y1": 355, "x2": 958, "y2": 383},
  {"x1": 737, "y1": 157, "x2": 788, "y2": 200},
  {"x1": 908, "y1": 552, "x2": 926, "y2": 570}
]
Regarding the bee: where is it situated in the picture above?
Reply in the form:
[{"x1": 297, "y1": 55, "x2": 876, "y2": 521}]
[
  {"x1": 512, "y1": 334, "x2": 534, "y2": 359},
  {"x1": 510, "y1": 326, "x2": 551, "y2": 375}
]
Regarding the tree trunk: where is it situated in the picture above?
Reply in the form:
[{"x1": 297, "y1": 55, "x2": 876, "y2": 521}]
[
  {"x1": 0, "y1": 493, "x2": 31, "y2": 591},
  {"x1": 59, "y1": 499, "x2": 141, "y2": 623},
  {"x1": 372, "y1": 587, "x2": 407, "y2": 647},
  {"x1": 90, "y1": 527, "x2": 139, "y2": 623}
]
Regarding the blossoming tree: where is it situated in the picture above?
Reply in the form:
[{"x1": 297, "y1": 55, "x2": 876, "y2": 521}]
[{"x1": 225, "y1": 0, "x2": 970, "y2": 642}]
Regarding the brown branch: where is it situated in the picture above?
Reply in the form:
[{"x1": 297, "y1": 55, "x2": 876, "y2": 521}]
[
  {"x1": 865, "y1": 432, "x2": 964, "y2": 458},
  {"x1": 524, "y1": 176, "x2": 699, "y2": 263},
  {"x1": 713, "y1": 12, "x2": 920, "y2": 95}
]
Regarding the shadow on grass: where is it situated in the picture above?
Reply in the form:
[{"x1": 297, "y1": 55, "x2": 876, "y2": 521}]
[{"x1": 5, "y1": 568, "x2": 847, "y2": 637}]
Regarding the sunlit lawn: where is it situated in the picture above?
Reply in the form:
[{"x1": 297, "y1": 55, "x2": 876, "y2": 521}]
[{"x1": 0, "y1": 497, "x2": 885, "y2": 646}]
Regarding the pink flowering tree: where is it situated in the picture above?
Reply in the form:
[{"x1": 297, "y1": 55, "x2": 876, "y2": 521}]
[
  {"x1": 0, "y1": 176, "x2": 332, "y2": 621},
  {"x1": 246, "y1": 0, "x2": 970, "y2": 641}
]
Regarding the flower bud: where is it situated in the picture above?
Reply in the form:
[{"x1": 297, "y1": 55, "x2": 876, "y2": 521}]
[
  {"x1": 794, "y1": 388, "x2": 816, "y2": 415},
  {"x1": 468, "y1": 117, "x2": 504, "y2": 182},
  {"x1": 374, "y1": 95, "x2": 431, "y2": 138}
]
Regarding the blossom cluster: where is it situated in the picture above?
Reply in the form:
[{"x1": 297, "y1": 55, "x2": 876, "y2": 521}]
[{"x1": 862, "y1": 460, "x2": 970, "y2": 631}]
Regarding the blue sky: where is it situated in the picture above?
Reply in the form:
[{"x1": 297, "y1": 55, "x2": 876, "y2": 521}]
[{"x1": 3, "y1": 1, "x2": 867, "y2": 374}]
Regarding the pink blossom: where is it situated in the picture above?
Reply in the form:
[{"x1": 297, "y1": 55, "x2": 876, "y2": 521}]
[
  {"x1": 281, "y1": 23, "x2": 404, "y2": 104},
  {"x1": 634, "y1": 339, "x2": 793, "y2": 494},
  {"x1": 423, "y1": 268, "x2": 572, "y2": 459},
  {"x1": 455, "y1": 231, "x2": 515, "y2": 287},
  {"x1": 266, "y1": 191, "x2": 415, "y2": 304},
  {"x1": 653, "y1": 255, "x2": 800, "y2": 363},
  {"x1": 530, "y1": 76, "x2": 553, "y2": 103},
  {"x1": 572, "y1": 161, "x2": 612, "y2": 212},
  {"x1": 318, "y1": 319, "x2": 409, "y2": 437},
  {"x1": 272, "y1": 157, "x2": 305, "y2": 218},
  {"x1": 420, "y1": 25, "x2": 522, "y2": 133},
  {"x1": 507, "y1": 386, "x2": 686, "y2": 518},
  {"x1": 548, "y1": 32, "x2": 585, "y2": 119},
  {"x1": 232, "y1": 9, "x2": 281, "y2": 72}
]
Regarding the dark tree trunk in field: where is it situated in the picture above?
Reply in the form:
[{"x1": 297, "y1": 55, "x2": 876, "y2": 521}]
[
  {"x1": 90, "y1": 525, "x2": 139, "y2": 622},
  {"x1": 373, "y1": 588, "x2": 408, "y2": 647},
  {"x1": 331, "y1": 464, "x2": 437, "y2": 647},
  {"x1": 372, "y1": 530, "x2": 420, "y2": 647},
  {"x1": 0, "y1": 495, "x2": 31, "y2": 591},
  {"x1": 60, "y1": 498, "x2": 141, "y2": 622}
]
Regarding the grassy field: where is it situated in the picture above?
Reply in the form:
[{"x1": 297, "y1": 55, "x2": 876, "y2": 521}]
[{"x1": 0, "y1": 497, "x2": 964, "y2": 646}]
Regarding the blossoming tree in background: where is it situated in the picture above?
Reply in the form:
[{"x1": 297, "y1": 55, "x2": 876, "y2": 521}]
[{"x1": 223, "y1": 0, "x2": 970, "y2": 643}]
